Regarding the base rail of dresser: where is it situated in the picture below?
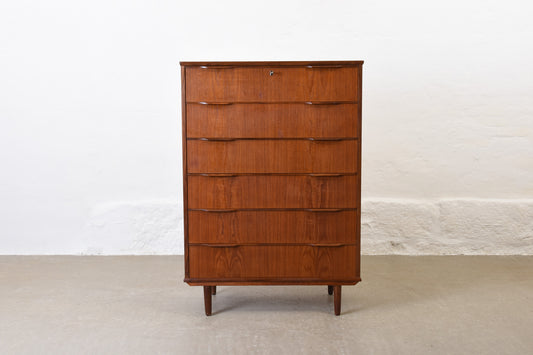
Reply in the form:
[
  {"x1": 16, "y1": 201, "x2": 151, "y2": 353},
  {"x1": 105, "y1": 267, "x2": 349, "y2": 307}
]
[{"x1": 184, "y1": 278, "x2": 361, "y2": 286}]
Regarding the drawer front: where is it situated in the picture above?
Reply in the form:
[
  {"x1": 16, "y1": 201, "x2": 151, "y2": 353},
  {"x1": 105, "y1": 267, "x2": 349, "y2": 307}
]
[
  {"x1": 187, "y1": 139, "x2": 357, "y2": 173},
  {"x1": 188, "y1": 210, "x2": 357, "y2": 244},
  {"x1": 188, "y1": 175, "x2": 358, "y2": 209},
  {"x1": 186, "y1": 66, "x2": 359, "y2": 102},
  {"x1": 186, "y1": 103, "x2": 359, "y2": 138},
  {"x1": 189, "y1": 245, "x2": 358, "y2": 280}
]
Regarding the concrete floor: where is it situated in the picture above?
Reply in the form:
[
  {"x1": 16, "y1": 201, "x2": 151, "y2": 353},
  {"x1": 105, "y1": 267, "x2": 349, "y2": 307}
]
[{"x1": 0, "y1": 256, "x2": 532, "y2": 354}]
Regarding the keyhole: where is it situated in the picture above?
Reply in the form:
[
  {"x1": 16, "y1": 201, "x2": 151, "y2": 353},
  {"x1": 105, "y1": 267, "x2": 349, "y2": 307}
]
[{"x1": 269, "y1": 71, "x2": 274, "y2": 76}]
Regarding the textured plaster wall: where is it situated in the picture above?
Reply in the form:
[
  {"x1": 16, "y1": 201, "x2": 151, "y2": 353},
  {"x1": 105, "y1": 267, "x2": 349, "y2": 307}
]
[{"x1": 1, "y1": 0, "x2": 532, "y2": 254}]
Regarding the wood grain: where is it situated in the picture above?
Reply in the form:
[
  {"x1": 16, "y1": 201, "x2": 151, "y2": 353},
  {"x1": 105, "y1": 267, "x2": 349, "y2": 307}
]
[
  {"x1": 188, "y1": 209, "x2": 357, "y2": 244},
  {"x1": 187, "y1": 139, "x2": 357, "y2": 173},
  {"x1": 188, "y1": 174, "x2": 358, "y2": 209},
  {"x1": 186, "y1": 103, "x2": 359, "y2": 138},
  {"x1": 186, "y1": 67, "x2": 358, "y2": 102},
  {"x1": 189, "y1": 245, "x2": 358, "y2": 280}
]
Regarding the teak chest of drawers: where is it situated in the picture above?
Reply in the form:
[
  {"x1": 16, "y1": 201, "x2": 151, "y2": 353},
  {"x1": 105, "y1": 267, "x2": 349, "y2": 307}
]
[{"x1": 180, "y1": 61, "x2": 363, "y2": 315}]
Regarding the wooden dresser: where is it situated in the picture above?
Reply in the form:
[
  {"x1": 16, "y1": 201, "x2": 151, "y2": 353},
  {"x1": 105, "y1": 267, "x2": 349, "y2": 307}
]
[{"x1": 180, "y1": 61, "x2": 363, "y2": 315}]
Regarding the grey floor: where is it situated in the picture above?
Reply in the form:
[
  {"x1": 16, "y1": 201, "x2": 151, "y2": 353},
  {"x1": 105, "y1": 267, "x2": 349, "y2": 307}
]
[{"x1": 1, "y1": 256, "x2": 532, "y2": 354}]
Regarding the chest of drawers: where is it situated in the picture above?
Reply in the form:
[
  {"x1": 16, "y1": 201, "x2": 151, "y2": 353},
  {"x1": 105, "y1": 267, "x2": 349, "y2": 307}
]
[{"x1": 180, "y1": 61, "x2": 363, "y2": 315}]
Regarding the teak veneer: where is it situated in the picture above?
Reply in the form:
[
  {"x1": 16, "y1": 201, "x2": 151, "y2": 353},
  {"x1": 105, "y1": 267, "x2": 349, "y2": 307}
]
[{"x1": 180, "y1": 60, "x2": 363, "y2": 315}]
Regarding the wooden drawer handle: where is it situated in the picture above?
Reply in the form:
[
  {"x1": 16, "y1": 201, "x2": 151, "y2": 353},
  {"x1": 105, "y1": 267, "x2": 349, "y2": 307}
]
[
  {"x1": 304, "y1": 101, "x2": 343, "y2": 105},
  {"x1": 198, "y1": 102, "x2": 233, "y2": 105},
  {"x1": 199, "y1": 244, "x2": 240, "y2": 248},
  {"x1": 306, "y1": 65, "x2": 343, "y2": 68},
  {"x1": 199, "y1": 138, "x2": 236, "y2": 141},
  {"x1": 200, "y1": 66, "x2": 235, "y2": 69},
  {"x1": 199, "y1": 173, "x2": 237, "y2": 177},
  {"x1": 304, "y1": 209, "x2": 344, "y2": 212},
  {"x1": 308, "y1": 174, "x2": 344, "y2": 177},
  {"x1": 310, "y1": 243, "x2": 347, "y2": 247},
  {"x1": 307, "y1": 137, "x2": 344, "y2": 141},
  {"x1": 197, "y1": 209, "x2": 238, "y2": 213}
]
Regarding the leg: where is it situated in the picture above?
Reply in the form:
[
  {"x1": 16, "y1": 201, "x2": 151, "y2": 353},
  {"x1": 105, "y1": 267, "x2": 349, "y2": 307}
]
[
  {"x1": 203, "y1": 286, "x2": 212, "y2": 316},
  {"x1": 212, "y1": 286, "x2": 217, "y2": 295},
  {"x1": 328, "y1": 285, "x2": 334, "y2": 295},
  {"x1": 333, "y1": 286, "x2": 342, "y2": 316}
]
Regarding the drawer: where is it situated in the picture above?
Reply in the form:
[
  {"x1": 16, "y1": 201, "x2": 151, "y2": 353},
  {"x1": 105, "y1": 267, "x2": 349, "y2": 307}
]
[
  {"x1": 187, "y1": 139, "x2": 357, "y2": 173},
  {"x1": 186, "y1": 103, "x2": 359, "y2": 138},
  {"x1": 188, "y1": 209, "x2": 358, "y2": 244},
  {"x1": 188, "y1": 175, "x2": 358, "y2": 209},
  {"x1": 189, "y1": 245, "x2": 359, "y2": 280},
  {"x1": 185, "y1": 66, "x2": 359, "y2": 102}
]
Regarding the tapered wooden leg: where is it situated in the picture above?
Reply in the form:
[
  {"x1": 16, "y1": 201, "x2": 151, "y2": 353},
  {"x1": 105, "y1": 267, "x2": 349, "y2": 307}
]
[
  {"x1": 328, "y1": 285, "x2": 334, "y2": 295},
  {"x1": 212, "y1": 286, "x2": 216, "y2": 295},
  {"x1": 203, "y1": 286, "x2": 212, "y2": 316},
  {"x1": 333, "y1": 286, "x2": 342, "y2": 316}
]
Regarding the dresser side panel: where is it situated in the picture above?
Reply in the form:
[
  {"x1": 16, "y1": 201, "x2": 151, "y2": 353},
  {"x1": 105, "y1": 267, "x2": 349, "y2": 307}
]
[
  {"x1": 181, "y1": 66, "x2": 189, "y2": 278},
  {"x1": 356, "y1": 64, "x2": 363, "y2": 280}
]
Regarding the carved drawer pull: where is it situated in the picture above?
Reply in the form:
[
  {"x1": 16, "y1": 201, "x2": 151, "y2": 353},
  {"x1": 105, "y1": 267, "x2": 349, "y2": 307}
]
[
  {"x1": 304, "y1": 209, "x2": 344, "y2": 212},
  {"x1": 308, "y1": 173, "x2": 344, "y2": 177},
  {"x1": 199, "y1": 173, "x2": 237, "y2": 177},
  {"x1": 199, "y1": 138, "x2": 236, "y2": 141},
  {"x1": 306, "y1": 65, "x2": 343, "y2": 68},
  {"x1": 307, "y1": 137, "x2": 344, "y2": 141},
  {"x1": 199, "y1": 66, "x2": 235, "y2": 69},
  {"x1": 200, "y1": 244, "x2": 240, "y2": 248},
  {"x1": 304, "y1": 101, "x2": 343, "y2": 105},
  {"x1": 197, "y1": 209, "x2": 238, "y2": 213},
  {"x1": 309, "y1": 243, "x2": 347, "y2": 247},
  {"x1": 198, "y1": 102, "x2": 233, "y2": 105}
]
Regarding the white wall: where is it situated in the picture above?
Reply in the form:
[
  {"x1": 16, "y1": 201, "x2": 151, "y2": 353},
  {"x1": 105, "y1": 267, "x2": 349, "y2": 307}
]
[{"x1": 1, "y1": 0, "x2": 532, "y2": 255}]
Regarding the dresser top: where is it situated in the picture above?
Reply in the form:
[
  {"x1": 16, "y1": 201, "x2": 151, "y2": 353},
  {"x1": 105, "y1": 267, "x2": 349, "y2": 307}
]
[{"x1": 180, "y1": 60, "x2": 363, "y2": 67}]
